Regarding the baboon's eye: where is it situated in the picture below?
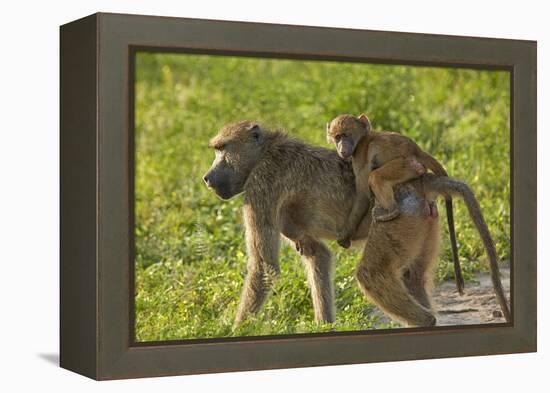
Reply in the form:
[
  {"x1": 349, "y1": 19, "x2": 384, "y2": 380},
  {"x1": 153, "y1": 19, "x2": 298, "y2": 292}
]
[{"x1": 335, "y1": 134, "x2": 343, "y2": 142}]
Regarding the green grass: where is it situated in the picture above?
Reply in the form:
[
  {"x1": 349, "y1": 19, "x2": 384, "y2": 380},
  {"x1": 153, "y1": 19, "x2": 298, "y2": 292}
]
[{"x1": 134, "y1": 53, "x2": 510, "y2": 341}]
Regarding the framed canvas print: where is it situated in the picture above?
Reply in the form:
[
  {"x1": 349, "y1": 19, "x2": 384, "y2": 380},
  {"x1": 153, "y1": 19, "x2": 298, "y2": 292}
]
[{"x1": 60, "y1": 12, "x2": 537, "y2": 380}]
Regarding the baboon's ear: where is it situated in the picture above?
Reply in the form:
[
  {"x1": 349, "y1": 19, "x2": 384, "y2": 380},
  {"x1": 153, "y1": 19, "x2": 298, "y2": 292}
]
[
  {"x1": 249, "y1": 124, "x2": 263, "y2": 144},
  {"x1": 357, "y1": 114, "x2": 371, "y2": 130}
]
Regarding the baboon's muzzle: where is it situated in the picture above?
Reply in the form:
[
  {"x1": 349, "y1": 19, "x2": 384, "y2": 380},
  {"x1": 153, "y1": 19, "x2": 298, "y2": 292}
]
[{"x1": 203, "y1": 171, "x2": 234, "y2": 200}]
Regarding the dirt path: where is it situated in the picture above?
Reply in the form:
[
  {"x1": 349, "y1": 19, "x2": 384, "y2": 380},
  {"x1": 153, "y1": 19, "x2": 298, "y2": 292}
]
[
  {"x1": 433, "y1": 264, "x2": 510, "y2": 325},
  {"x1": 374, "y1": 264, "x2": 510, "y2": 326}
]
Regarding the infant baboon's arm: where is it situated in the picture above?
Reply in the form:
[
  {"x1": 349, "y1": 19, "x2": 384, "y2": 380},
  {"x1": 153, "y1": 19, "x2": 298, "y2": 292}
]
[{"x1": 336, "y1": 164, "x2": 372, "y2": 248}]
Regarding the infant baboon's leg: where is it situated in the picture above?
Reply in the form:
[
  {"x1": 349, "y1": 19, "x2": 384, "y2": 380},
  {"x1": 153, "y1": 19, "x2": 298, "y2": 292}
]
[
  {"x1": 355, "y1": 234, "x2": 436, "y2": 327},
  {"x1": 300, "y1": 236, "x2": 335, "y2": 323},
  {"x1": 369, "y1": 157, "x2": 426, "y2": 222}
]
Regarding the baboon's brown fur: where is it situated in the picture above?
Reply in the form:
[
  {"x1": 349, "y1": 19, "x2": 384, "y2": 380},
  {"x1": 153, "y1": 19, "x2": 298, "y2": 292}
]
[
  {"x1": 327, "y1": 114, "x2": 465, "y2": 294},
  {"x1": 203, "y1": 121, "x2": 510, "y2": 327}
]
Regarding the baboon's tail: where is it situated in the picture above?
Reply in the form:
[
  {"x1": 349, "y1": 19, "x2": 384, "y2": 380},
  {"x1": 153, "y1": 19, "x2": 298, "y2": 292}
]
[
  {"x1": 424, "y1": 174, "x2": 511, "y2": 323},
  {"x1": 418, "y1": 152, "x2": 464, "y2": 295}
]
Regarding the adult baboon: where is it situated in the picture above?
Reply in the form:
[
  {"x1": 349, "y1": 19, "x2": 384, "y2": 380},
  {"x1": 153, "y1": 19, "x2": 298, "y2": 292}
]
[{"x1": 203, "y1": 121, "x2": 510, "y2": 326}]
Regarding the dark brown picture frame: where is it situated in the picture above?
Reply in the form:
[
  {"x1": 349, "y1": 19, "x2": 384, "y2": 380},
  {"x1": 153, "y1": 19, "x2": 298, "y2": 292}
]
[{"x1": 60, "y1": 12, "x2": 537, "y2": 380}]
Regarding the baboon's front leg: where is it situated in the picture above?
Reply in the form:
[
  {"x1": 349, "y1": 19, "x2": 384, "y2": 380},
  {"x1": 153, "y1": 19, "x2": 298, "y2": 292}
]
[
  {"x1": 299, "y1": 236, "x2": 335, "y2": 323},
  {"x1": 234, "y1": 208, "x2": 281, "y2": 325}
]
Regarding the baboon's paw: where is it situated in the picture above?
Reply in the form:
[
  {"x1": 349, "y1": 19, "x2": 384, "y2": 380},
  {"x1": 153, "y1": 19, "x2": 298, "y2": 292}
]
[
  {"x1": 372, "y1": 205, "x2": 401, "y2": 222},
  {"x1": 295, "y1": 241, "x2": 304, "y2": 255},
  {"x1": 426, "y1": 314, "x2": 437, "y2": 326},
  {"x1": 337, "y1": 237, "x2": 351, "y2": 249},
  {"x1": 415, "y1": 313, "x2": 437, "y2": 327}
]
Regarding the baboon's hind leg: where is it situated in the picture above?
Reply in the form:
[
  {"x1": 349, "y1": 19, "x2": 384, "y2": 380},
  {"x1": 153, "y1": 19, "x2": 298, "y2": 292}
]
[
  {"x1": 356, "y1": 240, "x2": 436, "y2": 327},
  {"x1": 403, "y1": 264, "x2": 433, "y2": 310},
  {"x1": 404, "y1": 224, "x2": 440, "y2": 310}
]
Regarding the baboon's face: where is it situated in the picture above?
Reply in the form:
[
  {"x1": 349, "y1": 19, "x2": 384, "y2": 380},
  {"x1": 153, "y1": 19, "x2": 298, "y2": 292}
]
[
  {"x1": 203, "y1": 121, "x2": 265, "y2": 200},
  {"x1": 326, "y1": 114, "x2": 371, "y2": 160}
]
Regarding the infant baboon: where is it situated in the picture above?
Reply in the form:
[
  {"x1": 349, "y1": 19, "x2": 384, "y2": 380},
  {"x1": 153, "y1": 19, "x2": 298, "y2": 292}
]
[
  {"x1": 203, "y1": 121, "x2": 510, "y2": 328},
  {"x1": 327, "y1": 114, "x2": 465, "y2": 294}
]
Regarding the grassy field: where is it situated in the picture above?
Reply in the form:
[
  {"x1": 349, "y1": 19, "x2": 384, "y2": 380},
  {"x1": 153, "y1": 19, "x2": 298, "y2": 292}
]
[{"x1": 134, "y1": 52, "x2": 510, "y2": 341}]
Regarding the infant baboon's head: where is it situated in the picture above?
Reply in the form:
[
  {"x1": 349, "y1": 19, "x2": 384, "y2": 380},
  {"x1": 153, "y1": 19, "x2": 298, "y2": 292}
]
[{"x1": 326, "y1": 114, "x2": 371, "y2": 159}]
